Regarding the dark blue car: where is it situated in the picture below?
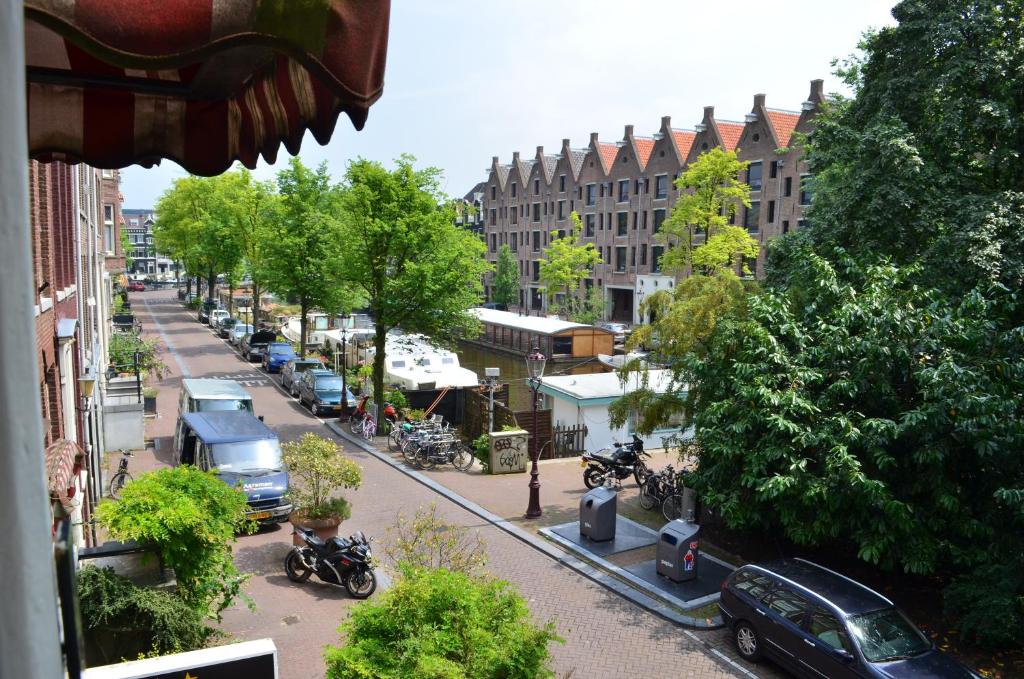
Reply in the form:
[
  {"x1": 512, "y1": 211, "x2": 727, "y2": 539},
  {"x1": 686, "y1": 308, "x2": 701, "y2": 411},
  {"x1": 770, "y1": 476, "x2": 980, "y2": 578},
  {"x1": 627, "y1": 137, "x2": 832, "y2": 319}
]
[
  {"x1": 262, "y1": 342, "x2": 297, "y2": 373},
  {"x1": 719, "y1": 558, "x2": 979, "y2": 678},
  {"x1": 174, "y1": 411, "x2": 291, "y2": 524},
  {"x1": 295, "y1": 369, "x2": 356, "y2": 417}
]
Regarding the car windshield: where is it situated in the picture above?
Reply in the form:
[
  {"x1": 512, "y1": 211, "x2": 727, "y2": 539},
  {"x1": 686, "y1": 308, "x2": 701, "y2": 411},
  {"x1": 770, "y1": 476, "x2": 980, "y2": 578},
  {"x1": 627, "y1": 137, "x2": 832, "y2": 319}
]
[
  {"x1": 269, "y1": 345, "x2": 293, "y2": 355},
  {"x1": 197, "y1": 398, "x2": 253, "y2": 413},
  {"x1": 235, "y1": 325, "x2": 253, "y2": 334},
  {"x1": 295, "y1": 362, "x2": 322, "y2": 373},
  {"x1": 848, "y1": 608, "x2": 931, "y2": 662},
  {"x1": 210, "y1": 438, "x2": 283, "y2": 472},
  {"x1": 315, "y1": 377, "x2": 343, "y2": 391},
  {"x1": 221, "y1": 319, "x2": 236, "y2": 328}
]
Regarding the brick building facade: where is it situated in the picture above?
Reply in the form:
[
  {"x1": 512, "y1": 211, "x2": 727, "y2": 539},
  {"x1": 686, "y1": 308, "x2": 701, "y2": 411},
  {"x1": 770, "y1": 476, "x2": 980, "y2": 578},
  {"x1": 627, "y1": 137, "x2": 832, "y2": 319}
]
[{"x1": 478, "y1": 79, "x2": 824, "y2": 324}]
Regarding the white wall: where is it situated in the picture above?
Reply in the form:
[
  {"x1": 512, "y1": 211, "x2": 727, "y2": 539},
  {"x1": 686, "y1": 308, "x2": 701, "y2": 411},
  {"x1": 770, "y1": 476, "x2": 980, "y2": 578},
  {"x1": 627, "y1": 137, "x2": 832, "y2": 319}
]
[{"x1": 548, "y1": 395, "x2": 684, "y2": 454}]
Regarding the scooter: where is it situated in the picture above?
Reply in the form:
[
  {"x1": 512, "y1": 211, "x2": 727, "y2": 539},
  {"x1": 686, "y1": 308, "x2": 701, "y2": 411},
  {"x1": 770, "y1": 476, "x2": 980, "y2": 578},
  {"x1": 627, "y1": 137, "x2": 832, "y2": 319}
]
[
  {"x1": 284, "y1": 526, "x2": 377, "y2": 599},
  {"x1": 580, "y1": 434, "x2": 651, "y2": 489}
]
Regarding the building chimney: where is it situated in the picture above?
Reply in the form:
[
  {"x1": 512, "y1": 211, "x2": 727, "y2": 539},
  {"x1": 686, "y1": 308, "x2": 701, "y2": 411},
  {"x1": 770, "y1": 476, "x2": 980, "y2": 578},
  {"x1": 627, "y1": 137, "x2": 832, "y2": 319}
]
[
  {"x1": 562, "y1": 138, "x2": 570, "y2": 148},
  {"x1": 589, "y1": 132, "x2": 599, "y2": 145},
  {"x1": 703, "y1": 106, "x2": 715, "y2": 121},
  {"x1": 661, "y1": 115, "x2": 671, "y2": 131},
  {"x1": 753, "y1": 93, "x2": 766, "y2": 109},
  {"x1": 536, "y1": 145, "x2": 544, "y2": 156},
  {"x1": 512, "y1": 151, "x2": 520, "y2": 162},
  {"x1": 624, "y1": 124, "x2": 634, "y2": 139},
  {"x1": 810, "y1": 78, "x2": 824, "y2": 101},
  {"x1": 492, "y1": 156, "x2": 498, "y2": 165}
]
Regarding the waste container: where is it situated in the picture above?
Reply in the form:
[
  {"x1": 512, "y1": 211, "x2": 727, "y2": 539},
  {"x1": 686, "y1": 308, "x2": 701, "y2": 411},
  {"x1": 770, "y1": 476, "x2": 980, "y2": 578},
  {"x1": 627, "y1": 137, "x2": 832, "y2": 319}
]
[
  {"x1": 579, "y1": 486, "x2": 617, "y2": 542},
  {"x1": 656, "y1": 519, "x2": 700, "y2": 583}
]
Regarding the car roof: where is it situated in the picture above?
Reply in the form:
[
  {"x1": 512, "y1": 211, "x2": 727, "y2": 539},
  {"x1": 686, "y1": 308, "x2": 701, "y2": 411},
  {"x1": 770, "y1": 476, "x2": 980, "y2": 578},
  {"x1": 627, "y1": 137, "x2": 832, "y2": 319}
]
[
  {"x1": 181, "y1": 411, "x2": 276, "y2": 444},
  {"x1": 308, "y1": 369, "x2": 337, "y2": 377},
  {"x1": 181, "y1": 378, "x2": 252, "y2": 400},
  {"x1": 268, "y1": 341, "x2": 293, "y2": 347},
  {"x1": 745, "y1": 559, "x2": 893, "y2": 616},
  {"x1": 291, "y1": 358, "x2": 323, "y2": 364}
]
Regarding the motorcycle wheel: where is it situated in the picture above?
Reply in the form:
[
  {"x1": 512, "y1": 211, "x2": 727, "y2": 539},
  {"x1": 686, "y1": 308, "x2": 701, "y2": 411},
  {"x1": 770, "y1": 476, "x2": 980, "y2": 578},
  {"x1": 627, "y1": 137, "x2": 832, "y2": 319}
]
[
  {"x1": 583, "y1": 467, "x2": 605, "y2": 489},
  {"x1": 345, "y1": 568, "x2": 377, "y2": 599},
  {"x1": 639, "y1": 480, "x2": 659, "y2": 510},
  {"x1": 284, "y1": 551, "x2": 313, "y2": 583},
  {"x1": 633, "y1": 465, "x2": 652, "y2": 486}
]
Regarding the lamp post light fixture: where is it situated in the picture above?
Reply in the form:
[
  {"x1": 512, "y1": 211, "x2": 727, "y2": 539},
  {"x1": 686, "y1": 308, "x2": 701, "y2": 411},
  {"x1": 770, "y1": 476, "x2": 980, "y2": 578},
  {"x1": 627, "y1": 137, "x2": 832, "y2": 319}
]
[
  {"x1": 524, "y1": 347, "x2": 547, "y2": 519},
  {"x1": 339, "y1": 312, "x2": 350, "y2": 422}
]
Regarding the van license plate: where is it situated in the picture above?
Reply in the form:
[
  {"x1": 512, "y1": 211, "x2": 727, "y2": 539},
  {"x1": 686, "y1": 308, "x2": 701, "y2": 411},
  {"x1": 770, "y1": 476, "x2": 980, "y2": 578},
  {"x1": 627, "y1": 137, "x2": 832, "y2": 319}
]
[
  {"x1": 580, "y1": 460, "x2": 588, "y2": 468},
  {"x1": 249, "y1": 511, "x2": 272, "y2": 520}
]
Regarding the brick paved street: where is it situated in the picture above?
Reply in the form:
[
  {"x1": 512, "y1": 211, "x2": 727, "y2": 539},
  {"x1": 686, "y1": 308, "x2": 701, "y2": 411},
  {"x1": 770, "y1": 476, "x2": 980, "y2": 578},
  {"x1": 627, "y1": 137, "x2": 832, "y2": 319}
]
[{"x1": 133, "y1": 290, "x2": 787, "y2": 679}]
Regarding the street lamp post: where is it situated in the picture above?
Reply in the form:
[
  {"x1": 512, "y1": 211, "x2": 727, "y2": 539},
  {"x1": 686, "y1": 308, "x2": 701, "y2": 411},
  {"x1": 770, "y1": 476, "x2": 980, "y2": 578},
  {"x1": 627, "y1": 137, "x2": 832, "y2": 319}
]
[
  {"x1": 524, "y1": 347, "x2": 547, "y2": 519},
  {"x1": 339, "y1": 313, "x2": 350, "y2": 421}
]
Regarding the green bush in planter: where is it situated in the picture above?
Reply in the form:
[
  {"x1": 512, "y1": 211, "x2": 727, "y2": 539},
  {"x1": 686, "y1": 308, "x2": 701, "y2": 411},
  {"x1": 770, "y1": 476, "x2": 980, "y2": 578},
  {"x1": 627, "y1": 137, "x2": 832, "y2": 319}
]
[
  {"x1": 95, "y1": 466, "x2": 252, "y2": 619},
  {"x1": 282, "y1": 433, "x2": 362, "y2": 521}
]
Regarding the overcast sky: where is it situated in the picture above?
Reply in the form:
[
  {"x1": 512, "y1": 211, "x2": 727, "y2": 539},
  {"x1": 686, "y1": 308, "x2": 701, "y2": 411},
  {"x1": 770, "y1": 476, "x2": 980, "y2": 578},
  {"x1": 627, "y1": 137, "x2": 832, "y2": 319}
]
[{"x1": 120, "y1": 0, "x2": 898, "y2": 209}]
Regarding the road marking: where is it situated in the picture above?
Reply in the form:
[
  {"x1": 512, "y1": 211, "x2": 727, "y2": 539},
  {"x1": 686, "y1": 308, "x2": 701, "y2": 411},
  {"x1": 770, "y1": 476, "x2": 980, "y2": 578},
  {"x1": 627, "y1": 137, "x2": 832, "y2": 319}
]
[{"x1": 143, "y1": 296, "x2": 191, "y2": 378}]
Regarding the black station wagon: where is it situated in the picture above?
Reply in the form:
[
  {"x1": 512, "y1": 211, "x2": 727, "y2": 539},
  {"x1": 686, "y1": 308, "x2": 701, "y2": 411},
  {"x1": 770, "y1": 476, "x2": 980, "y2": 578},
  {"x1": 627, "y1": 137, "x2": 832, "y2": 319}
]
[{"x1": 719, "y1": 558, "x2": 979, "y2": 678}]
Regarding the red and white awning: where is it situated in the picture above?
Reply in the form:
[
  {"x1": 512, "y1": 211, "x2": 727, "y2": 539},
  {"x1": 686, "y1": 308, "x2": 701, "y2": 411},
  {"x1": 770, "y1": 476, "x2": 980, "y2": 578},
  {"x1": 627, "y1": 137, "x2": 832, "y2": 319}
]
[{"x1": 25, "y1": 0, "x2": 391, "y2": 176}]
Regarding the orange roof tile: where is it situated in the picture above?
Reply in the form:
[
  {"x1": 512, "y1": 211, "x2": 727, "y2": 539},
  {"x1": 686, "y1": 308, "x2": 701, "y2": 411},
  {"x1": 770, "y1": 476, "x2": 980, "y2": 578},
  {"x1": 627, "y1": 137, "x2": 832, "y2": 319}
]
[
  {"x1": 671, "y1": 129, "x2": 696, "y2": 159},
  {"x1": 597, "y1": 142, "x2": 618, "y2": 171},
  {"x1": 716, "y1": 120, "x2": 744, "y2": 151},
  {"x1": 634, "y1": 137, "x2": 655, "y2": 167},
  {"x1": 766, "y1": 109, "x2": 801, "y2": 146}
]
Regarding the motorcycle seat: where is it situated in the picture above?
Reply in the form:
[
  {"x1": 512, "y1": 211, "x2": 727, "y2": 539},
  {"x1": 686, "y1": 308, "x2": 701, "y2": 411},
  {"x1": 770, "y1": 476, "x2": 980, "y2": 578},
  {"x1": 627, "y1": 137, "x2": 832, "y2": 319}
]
[{"x1": 590, "y1": 448, "x2": 627, "y2": 463}]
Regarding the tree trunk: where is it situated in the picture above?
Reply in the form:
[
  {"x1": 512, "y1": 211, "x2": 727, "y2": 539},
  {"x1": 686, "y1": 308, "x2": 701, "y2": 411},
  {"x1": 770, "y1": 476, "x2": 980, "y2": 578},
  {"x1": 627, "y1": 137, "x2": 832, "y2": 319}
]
[
  {"x1": 299, "y1": 298, "x2": 308, "y2": 358},
  {"x1": 372, "y1": 325, "x2": 387, "y2": 430},
  {"x1": 228, "y1": 283, "x2": 235, "y2": 317},
  {"x1": 207, "y1": 269, "x2": 216, "y2": 303},
  {"x1": 252, "y1": 283, "x2": 261, "y2": 328}
]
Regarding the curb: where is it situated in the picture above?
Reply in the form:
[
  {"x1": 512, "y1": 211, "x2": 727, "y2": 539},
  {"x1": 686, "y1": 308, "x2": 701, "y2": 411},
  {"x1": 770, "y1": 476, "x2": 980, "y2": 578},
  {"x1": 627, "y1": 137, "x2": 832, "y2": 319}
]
[{"x1": 324, "y1": 420, "x2": 724, "y2": 631}]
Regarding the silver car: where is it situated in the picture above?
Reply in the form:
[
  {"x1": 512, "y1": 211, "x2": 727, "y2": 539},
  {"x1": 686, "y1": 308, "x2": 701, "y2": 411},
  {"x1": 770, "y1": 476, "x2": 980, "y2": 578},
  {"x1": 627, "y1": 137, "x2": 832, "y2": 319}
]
[
  {"x1": 229, "y1": 323, "x2": 253, "y2": 346},
  {"x1": 598, "y1": 321, "x2": 629, "y2": 344}
]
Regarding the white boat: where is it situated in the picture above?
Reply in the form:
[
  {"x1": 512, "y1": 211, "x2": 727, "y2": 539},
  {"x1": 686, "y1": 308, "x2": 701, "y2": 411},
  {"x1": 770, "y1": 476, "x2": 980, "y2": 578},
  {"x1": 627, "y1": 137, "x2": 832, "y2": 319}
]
[
  {"x1": 321, "y1": 314, "x2": 377, "y2": 352},
  {"x1": 361, "y1": 333, "x2": 480, "y2": 391},
  {"x1": 597, "y1": 352, "x2": 651, "y2": 370},
  {"x1": 281, "y1": 313, "x2": 332, "y2": 347}
]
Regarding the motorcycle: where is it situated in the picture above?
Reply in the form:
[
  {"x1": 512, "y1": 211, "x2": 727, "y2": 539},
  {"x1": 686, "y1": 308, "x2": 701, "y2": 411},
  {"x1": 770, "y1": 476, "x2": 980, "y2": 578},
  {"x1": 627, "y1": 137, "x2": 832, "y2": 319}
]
[
  {"x1": 284, "y1": 526, "x2": 377, "y2": 599},
  {"x1": 580, "y1": 434, "x2": 651, "y2": 489}
]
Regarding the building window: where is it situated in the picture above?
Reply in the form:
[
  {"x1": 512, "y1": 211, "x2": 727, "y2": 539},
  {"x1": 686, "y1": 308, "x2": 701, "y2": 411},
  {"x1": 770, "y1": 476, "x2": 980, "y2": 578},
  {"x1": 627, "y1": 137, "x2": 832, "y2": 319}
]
[
  {"x1": 489, "y1": 209, "x2": 496, "y2": 226},
  {"x1": 532, "y1": 203, "x2": 540, "y2": 222},
  {"x1": 782, "y1": 220, "x2": 790, "y2": 234},
  {"x1": 747, "y1": 161, "x2": 763, "y2": 192},
  {"x1": 767, "y1": 200, "x2": 776, "y2": 224},
  {"x1": 491, "y1": 186, "x2": 496, "y2": 200},
  {"x1": 559, "y1": 174, "x2": 566, "y2": 192},
  {"x1": 618, "y1": 179, "x2": 629, "y2": 203},
  {"x1": 642, "y1": 211, "x2": 648, "y2": 229},
  {"x1": 797, "y1": 219, "x2": 808, "y2": 230},
  {"x1": 558, "y1": 200, "x2": 566, "y2": 220},
  {"x1": 617, "y1": 212, "x2": 628, "y2": 236},
  {"x1": 640, "y1": 244, "x2": 648, "y2": 266},
  {"x1": 532, "y1": 261, "x2": 539, "y2": 281},
  {"x1": 104, "y1": 224, "x2": 114, "y2": 252},
  {"x1": 653, "y1": 209, "x2": 666, "y2": 232},
  {"x1": 586, "y1": 183, "x2": 596, "y2": 206},
  {"x1": 769, "y1": 160, "x2": 779, "y2": 179},
  {"x1": 652, "y1": 245, "x2": 664, "y2": 273},
  {"x1": 784, "y1": 176, "x2": 792, "y2": 197},
  {"x1": 511, "y1": 182, "x2": 517, "y2": 198},
  {"x1": 800, "y1": 174, "x2": 813, "y2": 205},
  {"x1": 746, "y1": 201, "x2": 760, "y2": 232},
  {"x1": 490, "y1": 234, "x2": 496, "y2": 252},
  {"x1": 615, "y1": 247, "x2": 627, "y2": 272},
  {"x1": 599, "y1": 213, "x2": 604, "y2": 231},
  {"x1": 655, "y1": 174, "x2": 668, "y2": 199},
  {"x1": 585, "y1": 213, "x2": 595, "y2": 237},
  {"x1": 532, "y1": 230, "x2": 540, "y2": 251},
  {"x1": 103, "y1": 204, "x2": 114, "y2": 223},
  {"x1": 510, "y1": 208, "x2": 518, "y2": 225},
  {"x1": 534, "y1": 179, "x2": 540, "y2": 195},
  {"x1": 101, "y1": 168, "x2": 114, "y2": 178},
  {"x1": 511, "y1": 232, "x2": 518, "y2": 252}
]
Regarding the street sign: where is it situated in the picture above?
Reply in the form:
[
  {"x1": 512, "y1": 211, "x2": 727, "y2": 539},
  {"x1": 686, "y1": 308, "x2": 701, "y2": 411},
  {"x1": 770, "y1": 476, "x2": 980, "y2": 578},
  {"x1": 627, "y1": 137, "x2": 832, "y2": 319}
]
[{"x1": 82, "y1": 639, "x2": 277, "y2": 679}]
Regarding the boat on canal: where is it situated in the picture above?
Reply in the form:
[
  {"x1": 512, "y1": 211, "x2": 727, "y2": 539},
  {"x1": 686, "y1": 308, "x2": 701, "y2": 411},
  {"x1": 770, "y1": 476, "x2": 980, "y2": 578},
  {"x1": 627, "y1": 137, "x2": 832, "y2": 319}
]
[
  {"x1": 465, "y1": 307, "x2": 616, "y2": 361},
  {"x1": 360, "y1": 332, "x2": 479, "y2": 391}
]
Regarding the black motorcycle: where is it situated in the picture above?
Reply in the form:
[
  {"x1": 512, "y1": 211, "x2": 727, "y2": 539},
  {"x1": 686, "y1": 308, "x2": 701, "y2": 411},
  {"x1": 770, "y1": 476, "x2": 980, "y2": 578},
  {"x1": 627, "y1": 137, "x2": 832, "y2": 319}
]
[
  {"x1": 285, "y1": 526, "x2": 377, "y2": 599},
  {"x1": 580, "y1": 434, "x2": 651, "y2": 489}
]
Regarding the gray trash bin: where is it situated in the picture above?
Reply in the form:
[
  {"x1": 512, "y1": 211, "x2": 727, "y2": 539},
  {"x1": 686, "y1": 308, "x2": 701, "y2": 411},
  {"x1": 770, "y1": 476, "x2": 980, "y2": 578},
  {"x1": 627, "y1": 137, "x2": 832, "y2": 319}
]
[
  {"x1": 579, "y1": 486, "x2": 617, "y2": 542},
  {"x1": 656, "y1": 519, "x2": 700, "y2": 582}
]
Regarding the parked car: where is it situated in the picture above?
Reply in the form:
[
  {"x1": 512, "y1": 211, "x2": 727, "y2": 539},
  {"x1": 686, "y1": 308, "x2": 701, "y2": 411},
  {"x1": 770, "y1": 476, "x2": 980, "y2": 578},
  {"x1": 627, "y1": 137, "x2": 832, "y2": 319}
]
[
  {"x1": 127, "y1": 281, "x2": 146, "y2": 292},
  {"x1": 719, "y1": 558, "x2": 979, "y2": 678},
  {"x1": 208, "y1": 308, "x2": 229, "y2": 329},
  {"x1": 197, "y1": 300, "x2": 218, "y2": 323},
  {"x1": 261, "y1": 342, "x2": 297, "y2": 373},
  {"x1": 281, "y1": 358, "x2": 326, "y2": 395},
  {"x1": 174, "y1": 411, "x2": 290, "y2": 524},
  {"x1": 241, "y1": 329, "x2": 277, "y2": 362},
  {"x1": 294, "y1": 369, "x2": 355, "y2": 417},
  {"x1": 597, "y1": 321, "x2": 629, "y2": 344},
  {"x1": 229, "y1": 323, "x2": 253, "y2": 346},
  {"x1": 216, "y1": 317, "x2": 238, "y2": 338},
  {"x1": 172, "y1": 378, "x2": 255, "y2": 453}
]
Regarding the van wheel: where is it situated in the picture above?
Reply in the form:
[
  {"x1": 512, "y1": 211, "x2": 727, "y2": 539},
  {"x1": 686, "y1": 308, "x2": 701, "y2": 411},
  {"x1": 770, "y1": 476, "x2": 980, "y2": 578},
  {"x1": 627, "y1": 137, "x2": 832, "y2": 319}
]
[{"x1": 734, "y1": 621, "x2": 762, "y2": 662}]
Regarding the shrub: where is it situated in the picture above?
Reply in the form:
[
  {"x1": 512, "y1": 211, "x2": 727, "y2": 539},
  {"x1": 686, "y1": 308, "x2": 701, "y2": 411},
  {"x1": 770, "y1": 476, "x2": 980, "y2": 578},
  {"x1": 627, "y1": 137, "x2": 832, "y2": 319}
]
[
  {"x1": 108, "y1": 330, "x2": 168, "y2": 379},
  {"x1": 383, "y1": 388, "x2": 408, "y2": 410},
  {"x1": 473, "y1": 433, "x2": 491, "y2": 473},
  {"x1": 324, "y1": 567, "x2": 561, "y2": 679},
  {"x1": 383, "y1": 503, "x2": 487, "y2": 574},
  {"x1": 95, "y1": 466, "x2": 251, "y2": 618},
  {"x1": 282, "y1": 433, "x2": 362, "y2": 520},
  {"x1": 945, "y1": 563, "x2": 1024, "y2": 649},
  {"x1": 77, "y1": 566, "x2": 213, "y2": 663}
]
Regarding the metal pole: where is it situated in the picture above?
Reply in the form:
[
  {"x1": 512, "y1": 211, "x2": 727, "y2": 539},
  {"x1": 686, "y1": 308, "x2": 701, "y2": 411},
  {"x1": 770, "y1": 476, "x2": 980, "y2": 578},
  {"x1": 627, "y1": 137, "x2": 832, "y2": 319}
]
[
  {"x1": 525, "y1": 377, "x2": 542, "y2": 519},
  {"x1": 0, "y1": 1, "x2": 64, "y2": 673},
  {"x1": 488, "y1": 381, "x2": 495, "y2": 433},
  {"x1": 134, "y1": 350, "x2": 141, "y2": 403},
  {"x1": 340, "y1": 326, "x2": 348, "y2": 421}
]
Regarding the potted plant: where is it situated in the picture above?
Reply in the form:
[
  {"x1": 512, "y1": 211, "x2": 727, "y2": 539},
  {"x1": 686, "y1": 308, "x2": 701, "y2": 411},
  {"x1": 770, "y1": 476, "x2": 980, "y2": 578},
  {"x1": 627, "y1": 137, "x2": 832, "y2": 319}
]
[
  {"x1": 142, "y1": 386, "x2": 158, "y2": 414},
  {"x1": 282, "y1": 433, "x2": 362, "y2": 545}
]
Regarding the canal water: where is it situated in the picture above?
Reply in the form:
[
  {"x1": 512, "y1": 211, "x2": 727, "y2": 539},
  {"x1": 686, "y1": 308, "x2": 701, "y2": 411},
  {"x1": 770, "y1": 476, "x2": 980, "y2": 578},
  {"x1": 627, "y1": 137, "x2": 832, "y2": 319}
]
[{"x1": 456, "y1": 342, "x2": 607, "y2": 411}]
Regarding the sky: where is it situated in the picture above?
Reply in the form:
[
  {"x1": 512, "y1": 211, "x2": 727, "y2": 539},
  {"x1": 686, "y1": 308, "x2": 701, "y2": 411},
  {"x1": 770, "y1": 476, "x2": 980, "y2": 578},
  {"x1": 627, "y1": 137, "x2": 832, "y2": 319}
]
[{"x1": 120, "y1": 0, "x2": 898, "y2": 209}]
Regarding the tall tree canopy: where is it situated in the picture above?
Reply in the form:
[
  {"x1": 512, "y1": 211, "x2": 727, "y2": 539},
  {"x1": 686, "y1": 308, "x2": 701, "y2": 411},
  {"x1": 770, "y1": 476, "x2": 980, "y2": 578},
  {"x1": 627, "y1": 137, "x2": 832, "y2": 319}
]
[
  {"x1": 336, "y1": 155, "x2": 489, "y2": 423},
  {"x1": 491, "y1": 244, "x2": 520, "y2": 308},
  {"x1": 537, "y1": 212, "x2": 601, "y2": 319}
]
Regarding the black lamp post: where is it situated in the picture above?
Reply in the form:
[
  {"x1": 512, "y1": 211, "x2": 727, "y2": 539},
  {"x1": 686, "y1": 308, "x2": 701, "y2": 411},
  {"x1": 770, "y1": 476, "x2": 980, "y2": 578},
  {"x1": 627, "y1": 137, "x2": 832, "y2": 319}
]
[
  {"x1": 524, "y1": 347, "x2": 547, "y2": 519},
  {"x1": 339, "y1": 313, "x2": 350, "y2": 421}
]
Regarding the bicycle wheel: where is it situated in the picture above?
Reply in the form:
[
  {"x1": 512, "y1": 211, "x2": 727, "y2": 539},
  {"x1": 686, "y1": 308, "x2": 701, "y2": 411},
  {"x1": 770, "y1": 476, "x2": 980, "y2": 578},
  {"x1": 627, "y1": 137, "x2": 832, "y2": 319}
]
[
  {"x1": 362, "y1": 418, "x2": 376, "y2": 440},
  {"x1": 639, "y1": 478, "x2": 660, "y2": 510},
  {"x1": 451, "y1": 444, "x2": 475, "y2": 471},
  {"x1": 349, "y1": 415, "x2": 362, "y2": 435},
  {"x1": 388, "y1": 428, "x2": 403, "y2": 452},
  {"x1": 662, "y1": 493, "x2": 684, "y2": 522},
  {"x1": 416, "y1": 445, "x2": 436, "y2": 470},
  {"x1": 109, "y1": 471, "x2": 132, "y2": 499},
  {"x1": 402, "y1": 440, "x2": 421, "y2": 464}
]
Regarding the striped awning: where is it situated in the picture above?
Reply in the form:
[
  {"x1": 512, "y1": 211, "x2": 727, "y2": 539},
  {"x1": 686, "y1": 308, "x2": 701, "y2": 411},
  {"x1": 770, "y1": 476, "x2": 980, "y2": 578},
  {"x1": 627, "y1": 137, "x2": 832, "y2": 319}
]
[
  {"x1": 25, "y1": 1, "x2": 391, "y2": 176},
  {"x1": 45, "y1": 439, "x2": 83, "y2": 511}
]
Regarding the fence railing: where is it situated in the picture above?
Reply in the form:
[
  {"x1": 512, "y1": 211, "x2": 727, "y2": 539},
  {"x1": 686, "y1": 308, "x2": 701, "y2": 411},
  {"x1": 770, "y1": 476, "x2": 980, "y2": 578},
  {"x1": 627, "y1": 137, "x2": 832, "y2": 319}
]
[{"x1": 551, "y1": 423, "x2": 588, "y2": 459}]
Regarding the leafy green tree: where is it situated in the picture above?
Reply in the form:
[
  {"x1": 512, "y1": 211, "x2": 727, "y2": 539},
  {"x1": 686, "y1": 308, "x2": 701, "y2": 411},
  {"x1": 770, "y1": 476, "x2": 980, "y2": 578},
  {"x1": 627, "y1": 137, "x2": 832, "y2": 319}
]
[
  {"x1": 492, "y1": 244, "x2": 520, "y2": 307},
  {"x1": 262, "y1": 159, "x2": 355, "y2": 356},
  {"x1": 336, "y1": 156, "x2": 489, "y2": 424},
  {"x1": 119, "y1": 229, "x2": 134, "y2": 270},
  {"x1": 95, "y1": 466, "x2": 252, "y2": 619},
  {"x1": 218, "y1": 169, "x2": 278, "y2": 324},
  {"x1": 537, "y1": 212, "x2": 601, "y2": 319},
  {"x1": 323, "y1": 567, "x2": 560, "y2": 679}
]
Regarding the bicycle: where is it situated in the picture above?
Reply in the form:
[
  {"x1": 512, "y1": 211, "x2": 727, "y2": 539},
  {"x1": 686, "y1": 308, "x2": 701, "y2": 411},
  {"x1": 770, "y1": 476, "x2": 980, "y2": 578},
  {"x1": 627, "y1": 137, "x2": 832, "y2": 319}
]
[
  {"x1": 638, "y1": 465, "x2": 679, "y2": 511},
  {"x1": 109, "y1": 450, "x2": 134, "y2": 499},
  {"x1": 360, "y1": 414, "x2": 377, "y2": 441}
]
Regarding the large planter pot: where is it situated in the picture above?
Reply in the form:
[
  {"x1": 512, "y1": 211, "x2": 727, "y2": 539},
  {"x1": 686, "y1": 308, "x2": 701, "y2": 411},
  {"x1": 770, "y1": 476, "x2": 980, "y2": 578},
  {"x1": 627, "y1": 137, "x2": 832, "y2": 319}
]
[
  {"x1": 289, "y1": 513, "x2": 341, "y2": 546},
  {"x1": 143, "y1": 395, "x2": 157, "y2": 414}
]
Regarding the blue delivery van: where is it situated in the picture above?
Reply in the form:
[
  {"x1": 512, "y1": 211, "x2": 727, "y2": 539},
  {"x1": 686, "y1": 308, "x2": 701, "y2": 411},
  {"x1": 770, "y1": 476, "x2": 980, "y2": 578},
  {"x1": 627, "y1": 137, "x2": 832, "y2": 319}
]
[{"x1": 175, "y1": 411, "x2": 291, "y2": 524}]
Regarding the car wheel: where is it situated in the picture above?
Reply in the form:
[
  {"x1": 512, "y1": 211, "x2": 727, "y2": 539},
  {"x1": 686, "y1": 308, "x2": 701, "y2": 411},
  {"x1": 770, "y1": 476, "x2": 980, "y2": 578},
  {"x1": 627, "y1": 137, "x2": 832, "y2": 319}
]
[{"x1": 733, "y1": 621, "x2": 763, "y2": 662}]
